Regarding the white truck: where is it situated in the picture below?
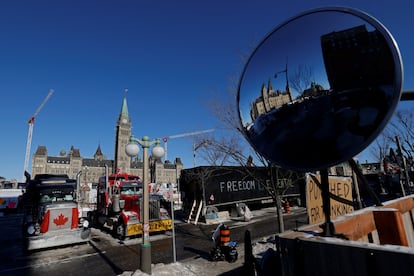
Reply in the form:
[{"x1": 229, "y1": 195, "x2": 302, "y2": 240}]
[
  {"x1": 0, "y1": 188, "x2": 23, "y2": 211},
  {"x1": 21, "y1": 172, "x2": 91, "y2": 250}
]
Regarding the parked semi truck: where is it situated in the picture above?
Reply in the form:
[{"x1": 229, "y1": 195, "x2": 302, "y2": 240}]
[
  {"x1": 21, "y1": 172, "x2": 91, "y2": 251},
  {"x1": 0, "y1": 188, "x2": 23, "y2": 211},
  {"x1": 179, "y1": 166, "x2": 305, "y2": 221},
  {"x1": 88, "y1": 171, "x2": 172, "y2": 239}
]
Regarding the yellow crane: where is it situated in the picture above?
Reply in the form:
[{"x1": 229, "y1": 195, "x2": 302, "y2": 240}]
[
  {"x1": 23, "y1": 89, "x2": 55, "y2": 180},
  {"x1": 162, "y1": 129, "x2": 214, "y2": 161}
]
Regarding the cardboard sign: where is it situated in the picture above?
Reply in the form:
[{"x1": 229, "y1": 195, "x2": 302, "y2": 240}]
[{"x1": 306, "y1": 173, "x2": 354, "y2": 224}]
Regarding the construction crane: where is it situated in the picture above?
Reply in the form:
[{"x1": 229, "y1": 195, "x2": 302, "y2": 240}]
[
  {"x1": 162, "y1": 129, "x2": 214, "y2": 161},
  {"x1": 23, "y1": 89, "x2": 55, "y2": 179}
]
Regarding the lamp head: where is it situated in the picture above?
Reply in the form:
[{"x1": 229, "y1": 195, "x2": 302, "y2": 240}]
[
  {"x1": 152, "y1": 139, "x2": 165, "y2": 159},
  {"x1": 125, "y1": 143, "x2": 139, "y2": 157}
]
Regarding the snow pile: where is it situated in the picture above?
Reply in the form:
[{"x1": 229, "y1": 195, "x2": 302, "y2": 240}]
[
  {"x1": 120, "y1": 235, "x2": 277, "y2": 276},
  {"x1": 252, "y1": 236, "x2": 276, "y2": 255},
  {"x1": 120, "y1": 261, "x2": 234, "y2": 276},
  {"x1": 126, "y1": 262, "x2": 198, "y2": 276}
]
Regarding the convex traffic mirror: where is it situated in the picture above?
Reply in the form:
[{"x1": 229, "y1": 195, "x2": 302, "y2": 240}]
[{"x1": 237, "y1": 7, "x2": 403, "y2": 172}]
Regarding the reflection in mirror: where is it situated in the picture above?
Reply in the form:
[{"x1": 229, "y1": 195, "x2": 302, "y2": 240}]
[{"x1": 238, "y1": 7, "x2": 403, "y2": 172}]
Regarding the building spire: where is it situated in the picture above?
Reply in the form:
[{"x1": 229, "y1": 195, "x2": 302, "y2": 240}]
[
  {"x1": 95, "y1": 144, "x2": 103, "y2": 156},
  {"x1": 115, "y1": 88, "x2": 132, "y2": 173},
  {"x1": 120, "y1": 88, "x2": 129, "y2": 118}
]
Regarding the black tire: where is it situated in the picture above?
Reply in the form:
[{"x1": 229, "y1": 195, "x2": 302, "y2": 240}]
[
  {"x1": 209, "y1": 247, "x2": 225, "y2": 261},
  {"x1": 87, "y1": 212, "x2": 96, "y2": 227},
  {"x1": 81, "y1": 228, "x2": 91, "y2": 240},
  {"x1": 226, "y1": 250, "x2": 238, "y2": 263},
  {"x1": 113, "y1": 221, "x2": 125, "y2": 240}
]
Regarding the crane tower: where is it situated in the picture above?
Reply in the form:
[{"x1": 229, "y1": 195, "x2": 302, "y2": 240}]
[
  {"x1": 162, "y1": 129, "x2": 214, "y2": 161},
  {"x1": 23, "y1": 89, "x2": 55, "y2": 180}
]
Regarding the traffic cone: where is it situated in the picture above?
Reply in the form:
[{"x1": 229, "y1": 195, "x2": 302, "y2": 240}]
[{"x1": 284, "y1": 201, "x2": 291, "y2": 213}]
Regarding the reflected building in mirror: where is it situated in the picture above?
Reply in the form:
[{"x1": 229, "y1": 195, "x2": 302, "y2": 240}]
[
  {"x1": 321, "y1": 24, "x2": 394, "y2": 91},
  {"x1": 250, "y1": 79, "x2": 293, "y2": 121},
  {"x1": 239, "y1": 8, "x2": 401, "y2": 172},
  {"x1": 302, "y1": 82, "x2": 327, "y2": 97}
]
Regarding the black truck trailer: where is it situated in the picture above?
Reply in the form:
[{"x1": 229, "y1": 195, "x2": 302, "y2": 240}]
[{"x1": 179, "y1": 166, "x2": 305, "y2": 221}]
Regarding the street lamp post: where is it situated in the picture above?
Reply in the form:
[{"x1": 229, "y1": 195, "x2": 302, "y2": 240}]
[{"x1": 125, "y1": 135, "x2": 164, "y2": 275}]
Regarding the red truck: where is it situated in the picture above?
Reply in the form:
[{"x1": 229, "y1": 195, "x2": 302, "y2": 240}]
[{"x1": 88, "y1": 171, "x2": 172, "y2": 239}]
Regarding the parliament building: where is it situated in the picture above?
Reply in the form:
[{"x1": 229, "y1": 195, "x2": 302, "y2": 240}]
[{"x1": 31, "y1": 96, "x2": 183, "y2": 184}]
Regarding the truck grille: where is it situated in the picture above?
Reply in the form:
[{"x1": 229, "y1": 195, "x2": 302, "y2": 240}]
[
  {"x1": 139, "y1": 198, "x2": 161, "y2": 222},
  {"x1": 149, "y1": 199, "x2": 160, "y2": 220}
]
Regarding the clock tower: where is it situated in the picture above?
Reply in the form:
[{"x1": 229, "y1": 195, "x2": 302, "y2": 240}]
[{"x1": 114, "y1": 95, "x2": 132, "y2": 173}]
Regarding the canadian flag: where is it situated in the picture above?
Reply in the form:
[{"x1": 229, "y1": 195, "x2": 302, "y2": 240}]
[{"x1": 384, "y1": 161, "x2": 400, "y2": 174}]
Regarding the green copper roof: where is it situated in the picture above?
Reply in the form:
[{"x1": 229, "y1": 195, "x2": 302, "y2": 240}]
[{"x1": 121, "y1": 96, "x2": 129, "y2": 117}]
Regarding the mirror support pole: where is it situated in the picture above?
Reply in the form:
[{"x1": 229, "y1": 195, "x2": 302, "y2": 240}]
[
  {"x1": 401, "y1": 90, "x2": 414, "y2": 101},
  {"x1": 320, "y1": 169, "x2": 335, "y2": 237}
]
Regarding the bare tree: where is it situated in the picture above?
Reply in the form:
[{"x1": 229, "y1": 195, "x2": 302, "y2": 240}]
[
  {"x1": 196, "y1": 71, "x2": 308, "y2": 232},
  {"x1": 368, "y1": 109, "x2": 414, "y2": 162},
  {"x1": 289, "y1": 64, "x2": 314, "y2": 95},
  {"x1": 193, "y1": 135, "x2": 246, "y2": 166},
  {"x1": 388, "y1": 110, "x2": 414, "y2": 160},
  {"x1": 368, "y1": 131, "x2": 392, "y2": 163}
]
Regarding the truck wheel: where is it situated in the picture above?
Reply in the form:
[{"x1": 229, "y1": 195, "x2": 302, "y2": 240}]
[
  {"x1": 81, "y1": 228, "x2": 91, "y2": 240},
  {"x1": 114, "y1": 221, "x2": 125, "y2": 240},
  {"x1": 87, "y1": 212, "x2": 96, "y2": 227}
]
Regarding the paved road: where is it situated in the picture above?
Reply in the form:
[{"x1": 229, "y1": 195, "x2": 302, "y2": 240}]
[{"x1": 0, "y1": 207, "x2": 307, "y2": 276}]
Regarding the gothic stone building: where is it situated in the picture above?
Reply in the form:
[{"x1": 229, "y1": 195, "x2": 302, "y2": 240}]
[
  {"x1": 250, "y1": 79, "x2": 293, "y2": 121},
  {"x1": 31, "y1": 96, "x2": 183, "y2": 184}
]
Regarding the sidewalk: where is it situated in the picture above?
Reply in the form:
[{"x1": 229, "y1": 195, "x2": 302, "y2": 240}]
[
  {"x1": 121, "y1": 206, "x2": 307, "y2": 275},
  {"x1": 177, "y1": 206, "x2": 306, "y2": 275}
]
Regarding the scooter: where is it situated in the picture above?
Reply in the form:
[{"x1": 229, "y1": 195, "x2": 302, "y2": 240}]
[{"x1": 209, "y1": 223, "x2": 238, "y2": 263}]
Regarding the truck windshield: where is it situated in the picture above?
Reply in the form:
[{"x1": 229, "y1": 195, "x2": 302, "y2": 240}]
[
  {"x1": 120, "y1": 185, "x2": 142, "y2": 195},
  {"x1": 38, "y1": 185, "x2": 75, "y2": 203}
]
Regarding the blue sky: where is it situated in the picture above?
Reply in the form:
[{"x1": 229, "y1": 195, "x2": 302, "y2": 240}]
[{"x1": 1, "y1": 0, "x2": 413, "y2": 181}]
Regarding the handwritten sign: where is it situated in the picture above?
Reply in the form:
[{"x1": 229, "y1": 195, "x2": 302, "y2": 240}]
[{"x1": 306, "y1": 173, "x2": 354, "y2": 224}]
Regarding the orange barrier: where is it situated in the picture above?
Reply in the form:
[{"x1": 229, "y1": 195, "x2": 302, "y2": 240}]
[{"x1": 220, "y1": 227, "x2": 231, "y2": 245}]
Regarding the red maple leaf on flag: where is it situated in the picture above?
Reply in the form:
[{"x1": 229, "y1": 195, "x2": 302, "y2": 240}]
[
  {"x1": 8, "y1": 201, "x2": 16, "y2": 208},
  {"x1": 54, "y1": 213, "x2": 69, "y2": 226}
]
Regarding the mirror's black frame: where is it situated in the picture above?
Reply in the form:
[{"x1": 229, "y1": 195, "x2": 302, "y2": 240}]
[
  {"x1": 237, "y1": 6, "x2": 404, "y2": 172},
  {"x1": 401, "y1": 90, "x2": 414, "y2": 101}
]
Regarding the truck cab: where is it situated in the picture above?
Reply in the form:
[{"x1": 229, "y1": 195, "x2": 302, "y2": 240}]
[
  {"x1": 22, "y1": 173, "x2": 91, "y2": 250},
  {"x1": 92, "y1": 172, "x2": 172, "y2": 239}
]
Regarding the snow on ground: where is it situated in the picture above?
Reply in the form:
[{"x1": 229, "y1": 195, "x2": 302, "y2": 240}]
[
  {"x1": 119, "y1": 235, "x2": 277, "y2": 276},
  {"x1": 119, "y1": 206, "x2": 300, "y2": 275}
]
